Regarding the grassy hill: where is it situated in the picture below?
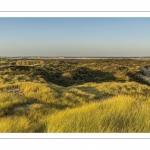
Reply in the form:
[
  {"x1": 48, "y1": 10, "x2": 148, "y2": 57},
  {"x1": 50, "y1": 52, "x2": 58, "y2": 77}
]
[{"x1": 0, "y1": 58, "x2": 150, "y2": 132}]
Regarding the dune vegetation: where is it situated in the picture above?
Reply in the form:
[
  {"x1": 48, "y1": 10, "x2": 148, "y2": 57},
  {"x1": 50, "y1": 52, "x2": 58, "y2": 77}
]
[{"x1": 0, "y1": 58, "x2": 150, "y2": 132}]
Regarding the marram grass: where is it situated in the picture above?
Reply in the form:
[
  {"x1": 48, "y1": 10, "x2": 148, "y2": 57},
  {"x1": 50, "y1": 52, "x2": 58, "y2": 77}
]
[
  {"x1": 47, "y1": 95, "x2": 150, "y2": 132},
  {"x1": 0, "y1": 81, "x2": 150, "y2": 132},
  {"x1": 0, "y1": 116, "x2": 31, "y2": 132}
]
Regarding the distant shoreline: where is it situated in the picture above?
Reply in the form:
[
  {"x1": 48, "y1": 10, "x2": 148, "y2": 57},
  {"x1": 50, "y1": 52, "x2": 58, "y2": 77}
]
[{"x1": 1, "y1": 57, "x2": 150, "y2": 60}]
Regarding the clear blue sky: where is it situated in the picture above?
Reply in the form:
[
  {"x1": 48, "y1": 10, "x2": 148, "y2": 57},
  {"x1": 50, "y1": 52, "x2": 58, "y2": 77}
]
[{"x1": 0, "y1": 18, "x2": 150, "y2": 57}]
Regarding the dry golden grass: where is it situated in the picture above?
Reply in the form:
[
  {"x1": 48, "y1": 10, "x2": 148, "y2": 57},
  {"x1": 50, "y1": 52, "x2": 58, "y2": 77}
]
[
  {"x1": 0, "y1": 80, "x2": 150, "y2": 132},
  {"x1": 47, "y1": 95, "x2": 150, "y2": 132}
]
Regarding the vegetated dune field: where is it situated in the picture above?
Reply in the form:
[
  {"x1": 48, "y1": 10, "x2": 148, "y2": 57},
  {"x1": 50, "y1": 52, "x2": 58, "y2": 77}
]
[{"x1": 1, "y1": 58, "x2": 150, "y2": 132}]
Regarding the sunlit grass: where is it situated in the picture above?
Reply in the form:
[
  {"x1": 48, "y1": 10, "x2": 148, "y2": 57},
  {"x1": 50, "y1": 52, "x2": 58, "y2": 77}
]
[
  {"x1": 47, "y1": 95, "x2": 150, "y2": 132},
  {"x1": 0, "y1": 116, "x2": 31, "y2": 132},
  {"x1": 0, "y1": 80, "x2": 150, "y2": 132}
]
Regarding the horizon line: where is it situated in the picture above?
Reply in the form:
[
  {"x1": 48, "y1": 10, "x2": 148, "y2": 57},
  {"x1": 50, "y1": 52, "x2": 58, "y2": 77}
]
[{"x1": 1, "y1": 56, "x2": 150, "y2": 58}]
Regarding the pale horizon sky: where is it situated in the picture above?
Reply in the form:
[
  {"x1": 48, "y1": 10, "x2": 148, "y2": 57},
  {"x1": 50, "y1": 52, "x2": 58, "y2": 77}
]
[{"x1": 0, "y1": 18, "x2": 150, "y2": 57}]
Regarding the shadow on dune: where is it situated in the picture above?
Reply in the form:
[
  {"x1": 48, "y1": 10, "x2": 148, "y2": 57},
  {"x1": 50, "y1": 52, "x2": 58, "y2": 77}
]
[
  {"x1": 126, "y1": 71, "x2": 150, "y2": 86},
  {"x1": 41, "y1": 67, "x2": 117, "y2": 87},
  {"x1": 5, "y1": 65, "x2": 150, "y2": 87}
]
